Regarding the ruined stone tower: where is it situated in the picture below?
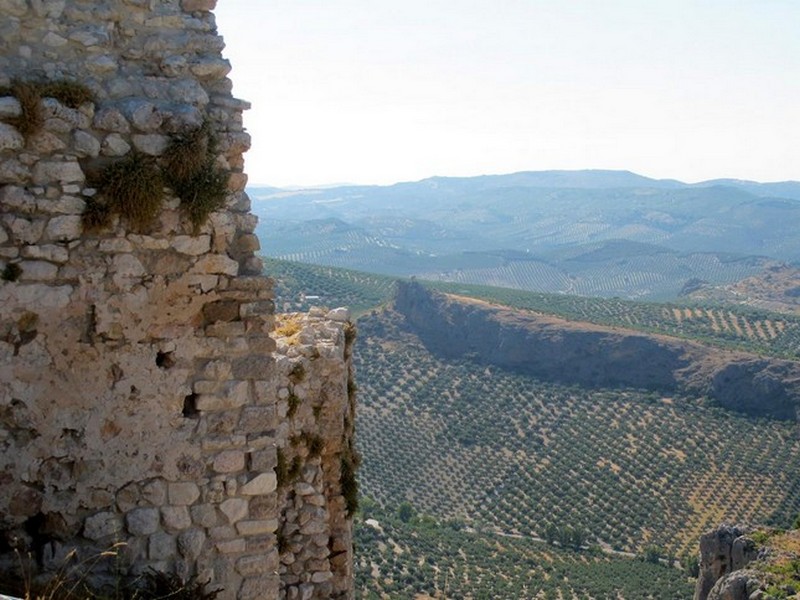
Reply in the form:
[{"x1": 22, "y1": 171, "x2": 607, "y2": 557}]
[{"x1": 0, "y1": 1, "x2": 356, "y2": 598}]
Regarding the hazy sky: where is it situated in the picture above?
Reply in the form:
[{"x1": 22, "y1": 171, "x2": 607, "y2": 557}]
[{"x1": 214, "y1": 1, "x2": 800, "y2": 187}]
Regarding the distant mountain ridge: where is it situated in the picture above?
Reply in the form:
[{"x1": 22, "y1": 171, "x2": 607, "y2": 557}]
[
  {"x1": 255, "y1": 169, "x2": 800, "y2": 197},
  {"x1": 251, "y1": 170, "x2": 800, "y2": 300}
]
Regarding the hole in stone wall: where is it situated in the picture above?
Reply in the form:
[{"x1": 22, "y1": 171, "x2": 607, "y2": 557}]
[
  {"x1": 156, "y1": 351, "x2": 176, "y2": 369},
  {"x1": 182, "y1": 394, "x2": 200, "y2": 418}
]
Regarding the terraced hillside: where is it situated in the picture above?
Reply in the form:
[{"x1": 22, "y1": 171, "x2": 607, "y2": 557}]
[
  {"x1": 353, "y1": 308, "x2": 800, "y2": 560},
  {"x1": 354, "y1": 506, "x2": 693, "y2": 599},
  {"x1": 263, "y1": 259, "x2": 800, "y2": 597},
  {"x1": 264, "y1": 258, "x2": 800, "y2": 360},
  {"x1": 263, "y1": 257, "x2": 396, "y2": 314},
  {"x1": 252, "y1": 171, "x2": 800, "y2": 300},
  {"x1": 425, "y1": 281, "x2": 800, "y2": 360}
]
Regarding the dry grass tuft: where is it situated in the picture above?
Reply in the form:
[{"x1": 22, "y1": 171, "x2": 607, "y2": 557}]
[
  {"x1": 97, "y1": 153, "x2": 164, "y2": 232},
  {"x1": 162, "y1": 122, "x2": 228, "y2": 231}
]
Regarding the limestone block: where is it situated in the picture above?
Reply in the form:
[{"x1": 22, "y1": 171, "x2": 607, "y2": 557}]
[
  {"x1": 239, "y1": 406, "x2": 277, "y2": 434},
  {"x1": 239, "y1": 301, "x2": 274, "y2": 319},
  {"x1": 38, "y1": 194, "x2": 85, "y2": 215},
  {"x1": 236, "y1": 554, "x2": 274, "y2": 577},
  {"x1": 1, "y1": 185, "x2": 34, "y2": 211},
  {"x1": 190, "y1": 503, "x2": 218, "y2": 528},
  {"x1": 0, "y1": 228, "x2": 8, "y2": 244},
  {"x1": 161, "y1": 506, "x2": 192, "y2": 531},
  {"x1": 18, "y1": 260, "x2": 58, "y2": 281},
  {"x1": 190, "y1": 57, "x2": 231, "y2": 80},
  {"x1": 72, "y1": 130, "x2": 101, "y2": 157},
  {"x1": 30, "y1": 0, "x2": 66, "y2": 18},
  {"x1": 86, "y1": 55, "x2": 118, "y2": 75},
  {"x1": 93, "y1": 108, "x2": 130, "y2": 133},
  {"x1": 111, "y1": 253, "x2": 145, "y2": 278},
  {"x1": 121, "y1": 99, "x2": 163, "y2": 132},
  {"x1": 131, "y1": 133, "x2": 169, "y2": 155},
  {"x1": 204, "y1": 360, "x2": 232, "y2": 380},
  {"x1": 162, "y1": 104, "x2": 205, "y2": 133},
  {"x1": 216, "y1": 539, "x2": 246, "y2": 554},
  {"x1": 32, "y1": 160, "x2": 85, "y2": 185},
  {"x1": 220, "y1": 498, "x2": 248, "y2": 524},
  {"x1": 0, "y1": 0, "x2": 28, "y2": 17},
  {"x1": 213, "y1": 450, "x2": 246, "y2": 474},
  {"x1": 240, "y1": 473, "x2": 277, "y2": 496},
  {"x1": 240, "y1": 256, "x2": 263, "y2": 276},
  {"x1": 160, "y1": 55, "x2": 187, "y2": 77},
  {"x1": 69, "y1": 27, "x2": 108, "y2": 46},
  {"x1": 235, "y1": 519, "x2": 278, "y2": 536},
  {"x1": 169, "y1": 482, "x2": 201, "y2": 505},
  {"x1": 43, "y1": 118, "x2": 72, "y2": 134},
  {"x1": 177, "y1": 528, "x2": 206, "y2": 559},
  {"x1": 126, "y1": 507, "x2": 160, "y2": 536},
  {"x1": 248, "y1": 449, "x2": 277, "y2": 473},
  {"x1": 98, "y1": 238, "x2": 134, "y2": 253},
  {"x1": 4, "y1": 215, "x2": 45, "y2": 244},
  {"x1": 41, "y1": 99, "x2": 90, "y2": 128},
  {"x1": 294, "y1": 482, "x2": 316, "y2": 497},
  {"x1": 30, "y1": 130, "x2": 68, "y2": 154},
  {"x1": 172, "y1": 234, "x2": 211, "y2": 256},
  {"x1": 0, "y1": 122, "x2": 24, "y2": 151},
  {"x1": 0, "y1": 158, "x2": 30, "y2": 183},
  {"x1": 44, "y1": 215, "x2": 82, "y2": 242},
  {"x1": 42, "y1": 31, "x2": 68, "y2": 47},
  {"x1": 141, "y1": 479, "x2": 167, "y2": 505},
  {"x1": 101, "y1": 133, "x2": 131, "y2": 156},
  {"x1": 239, "y1": 575, "x2": 280, "y2": 600},
  {"x1": 209, "y1": 525, "x2": 236, "y2": 540},
  {"x1": 0, "y1": 97, "x2": 21, "y2": 119},
  {"x1": 192, "y1": 254, "x2": 239, "y2": 276},
  {"x1": 83, "y1": 512, "x2": 122, "y2": 541},
  {"x1": 0, "y1": 283, "x2": 72, "y2": 309},
  {"x1": 149, "y1": 531, "x2": 176, "y2": 560},
  {"x1": 232, "y1": 233, "x2": 260, "y2": 256},
  {"x1": 181, "y1": 0, "x2": 217, "y2": 11},
  {"x1": 195, "y1": 380, "x2": 249, "y2": 411},
  {"x1": 168, "y1": 79, "x2": 209, "y2": 106}
]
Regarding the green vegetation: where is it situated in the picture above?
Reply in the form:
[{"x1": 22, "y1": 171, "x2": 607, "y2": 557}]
[
  {"x1": 425, "y1": 280, "x2": 800, "y2": 359},
  {"x1": 266, "y1": 259, "x2": 800, "y2": 594},
  {"x1": 163, "y1": 122, "x2": 228, "y2": 230},
  {"x1": 353, "y1": 308, "x2": 800, "y2": 565},
  {"x1": 341, "y1": 442, "x2": 361, "y2": 517},
  {"x1": 82, "y1": 122, "x2": 228, "y2": 234},
  {"x1": 90, "y1": 152, "x2": 165, "y2": 232},
  {"x1": 265, "y1": 258, "x2": 799, "y2": 359},
  {"x1": 353, "y1": 506, "x2": 693, "y2": 599},
  {"x1": 262, "y1": 257, "x2": 396, "y2": 314}
]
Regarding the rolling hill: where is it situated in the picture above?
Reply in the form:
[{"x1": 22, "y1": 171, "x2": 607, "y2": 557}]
[{"x1": 251, "y1": 170, "x2": 800, "y2": 300}]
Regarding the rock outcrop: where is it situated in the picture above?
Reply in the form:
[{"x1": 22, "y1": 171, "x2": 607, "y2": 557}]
[
  {"x1": 0, "y1": 2, "x2": 356, "y2": 599},
  {"x1": 694, "y1": 526, "x2": 760, "y2": 600},
  {"x1": 394, "y1": 281, "x2": 800, "y2": 420},
  {"x1": 694, "y1": 525, "x2": 800, "y2": 600}
]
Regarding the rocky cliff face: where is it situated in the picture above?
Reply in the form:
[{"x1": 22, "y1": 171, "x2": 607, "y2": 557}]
[
  {"x1": 694, "y1": 526, "x2": 760, "y2": 600},
  {"x1": 395, "y1": 281, "x2": 800, "y2": 419},
  {"x1": 694, "y1": 525, "x2": 800, "y2": 600},
  {"x1": 0, "y1": 2, "x2": 355, "y2": 599}
]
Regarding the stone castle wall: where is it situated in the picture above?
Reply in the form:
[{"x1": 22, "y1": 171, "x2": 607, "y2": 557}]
[{"x1": 0, "y1": 1, "x2": 355, "y2": 598}]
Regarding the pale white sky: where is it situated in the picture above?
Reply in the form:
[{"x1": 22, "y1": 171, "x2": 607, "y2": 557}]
[{"x1": 214, "y1": 1, "x2": 800, "y2": 187}]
